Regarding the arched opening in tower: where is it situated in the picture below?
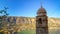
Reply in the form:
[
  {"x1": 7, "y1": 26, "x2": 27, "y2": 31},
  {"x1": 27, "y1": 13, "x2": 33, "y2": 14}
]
[{"x1": 38, "y1": 18, "x2": 42, "y2": 24}]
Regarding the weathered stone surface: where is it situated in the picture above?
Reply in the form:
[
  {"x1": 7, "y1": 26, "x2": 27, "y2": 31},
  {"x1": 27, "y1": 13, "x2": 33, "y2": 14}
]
[{"x1": 4, "y1": 16, "x2": 60, "y2": 32}]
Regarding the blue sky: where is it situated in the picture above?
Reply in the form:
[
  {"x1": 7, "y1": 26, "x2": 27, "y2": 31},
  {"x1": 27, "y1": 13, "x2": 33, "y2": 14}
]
[{"x1": 0, "y1": 0, "x2": 60, "y2": 18}]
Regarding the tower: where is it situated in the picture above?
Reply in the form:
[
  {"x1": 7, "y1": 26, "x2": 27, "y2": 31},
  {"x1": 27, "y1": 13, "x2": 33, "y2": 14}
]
[{"x1": 36, "y1": 4, "x2": 48, "y2": 34}]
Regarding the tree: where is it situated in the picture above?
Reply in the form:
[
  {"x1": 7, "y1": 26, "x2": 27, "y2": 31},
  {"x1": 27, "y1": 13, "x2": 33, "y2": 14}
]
[{"x1": 0, "y1": 7, "x2": 9, "y2": 32}]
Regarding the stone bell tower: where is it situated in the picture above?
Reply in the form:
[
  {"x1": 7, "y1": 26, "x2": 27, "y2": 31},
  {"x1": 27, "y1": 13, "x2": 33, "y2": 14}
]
[{"x1": 36, "y1": 4, "x2": 48, "y2": 34}]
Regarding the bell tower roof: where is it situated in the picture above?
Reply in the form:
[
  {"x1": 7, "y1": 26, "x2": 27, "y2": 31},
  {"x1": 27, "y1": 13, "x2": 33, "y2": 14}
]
[{"x1": 37, "y1": 4, "x2": 46, "y2": 14}]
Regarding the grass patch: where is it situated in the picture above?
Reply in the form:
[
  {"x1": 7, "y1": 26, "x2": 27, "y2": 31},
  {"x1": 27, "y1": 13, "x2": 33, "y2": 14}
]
[{"x1": 18, "y1": 29, "x2": 36, "y2": 34}]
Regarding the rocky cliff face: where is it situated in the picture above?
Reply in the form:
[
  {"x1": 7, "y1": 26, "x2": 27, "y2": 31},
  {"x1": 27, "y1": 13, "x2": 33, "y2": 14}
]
[
  {"x1": 6, "y1": 16, "x2": 60, "y2": 31},
  {"x1": 15, "y1": 17, "x2": 60, "y2": 29},
  {"x1": 48, "y1": 18, "x2": 60, "y2": 29}
]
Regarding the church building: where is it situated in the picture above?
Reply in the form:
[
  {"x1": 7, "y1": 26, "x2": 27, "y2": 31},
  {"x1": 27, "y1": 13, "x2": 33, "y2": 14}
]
[{"x1": 36, "y1": 4, "x2": 48, "y2": 34}]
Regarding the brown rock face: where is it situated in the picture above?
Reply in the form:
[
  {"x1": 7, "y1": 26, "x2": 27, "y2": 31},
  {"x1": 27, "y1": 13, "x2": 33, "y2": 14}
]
[
  {"x1": 6, "y1": 17, "x2": 60, "y2": 29},
  {"x1": 4, "y1": 16, "x2": 60, "y2": 32}
]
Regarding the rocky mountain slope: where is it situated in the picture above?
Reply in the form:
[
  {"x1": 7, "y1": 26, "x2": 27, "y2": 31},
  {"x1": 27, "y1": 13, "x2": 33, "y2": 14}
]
[
  {"x1": 12, "y1": 17, "x2": 60, "y2": 31},
  {"x1": 3, "y1": 17, "x2": 60, "y2": 32},
  {"x1": 48, "y1": 18, "x2": 60, "y2": 29}
]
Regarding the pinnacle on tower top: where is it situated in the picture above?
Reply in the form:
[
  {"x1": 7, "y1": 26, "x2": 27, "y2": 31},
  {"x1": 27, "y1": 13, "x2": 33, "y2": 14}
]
[
  {"x1": 41, "y1": 2, "x2": 43, "y2": 8},
  {"x1": 37, "y1": 2, "x2": 47, "y2": 15}
]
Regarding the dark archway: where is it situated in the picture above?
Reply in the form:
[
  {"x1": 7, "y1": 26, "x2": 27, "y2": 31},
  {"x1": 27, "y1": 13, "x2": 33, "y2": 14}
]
[{"x1": 38, "y1": 18, "x2": 42, "y2": 24}]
